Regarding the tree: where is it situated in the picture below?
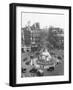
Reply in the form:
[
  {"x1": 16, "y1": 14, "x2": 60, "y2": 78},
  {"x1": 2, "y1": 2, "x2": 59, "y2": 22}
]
[{"x1": 46, "y1": 26, "x2": 64, "y2": 49}]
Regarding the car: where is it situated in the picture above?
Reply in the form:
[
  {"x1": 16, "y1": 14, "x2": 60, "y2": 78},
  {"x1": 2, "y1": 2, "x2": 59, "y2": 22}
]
[{"x1": 36, "y1": 69, "x2": 44, "y2": 76}]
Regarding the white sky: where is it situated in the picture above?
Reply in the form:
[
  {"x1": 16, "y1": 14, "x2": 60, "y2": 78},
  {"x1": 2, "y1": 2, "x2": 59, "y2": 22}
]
[{"x1": 22, "y1": 12, "x2": 65, "y2": 29}]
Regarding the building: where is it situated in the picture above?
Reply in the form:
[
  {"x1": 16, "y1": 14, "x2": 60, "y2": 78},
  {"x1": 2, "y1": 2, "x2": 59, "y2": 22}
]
[{"x1": 22, "y1": 25, "x2": 41, "y2": 52}]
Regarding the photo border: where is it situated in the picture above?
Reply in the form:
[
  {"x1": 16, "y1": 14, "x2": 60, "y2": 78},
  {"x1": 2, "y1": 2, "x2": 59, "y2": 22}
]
[{"x1": 9, "y1": 3, "x2": 71, "y2": 87}]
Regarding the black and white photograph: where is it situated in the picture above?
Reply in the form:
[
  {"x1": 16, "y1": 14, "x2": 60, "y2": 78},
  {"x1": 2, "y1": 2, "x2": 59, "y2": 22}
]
[
  {"x1": 10, "y1": 3, "x2": 71, "y2": 87},
  {"x1": 21, "y1": 12, "x2": 64, "y2": 78}
]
